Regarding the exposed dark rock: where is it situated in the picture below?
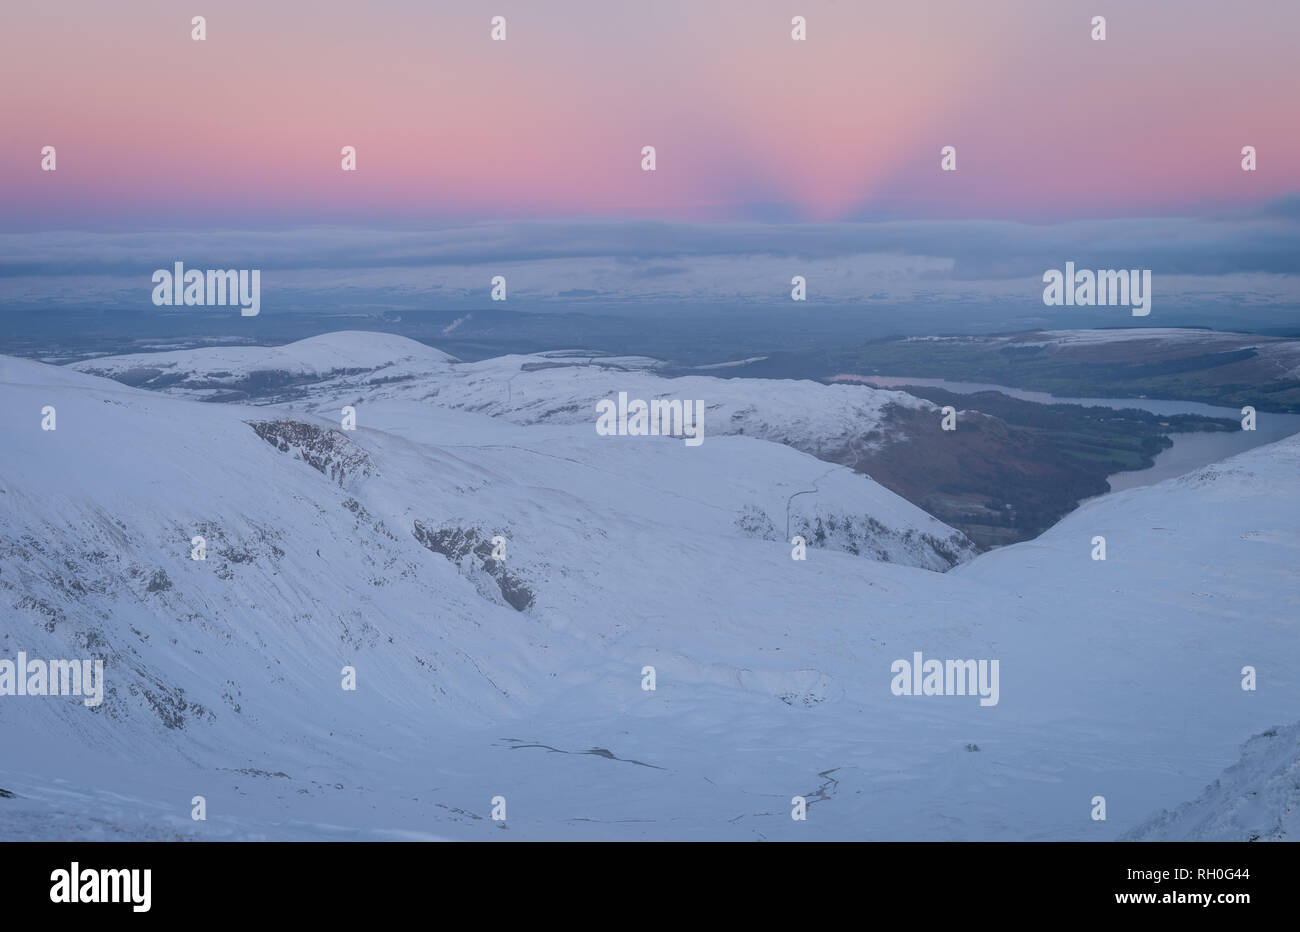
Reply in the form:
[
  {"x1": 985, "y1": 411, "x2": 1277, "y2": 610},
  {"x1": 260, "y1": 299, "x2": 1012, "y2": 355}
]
[
  {"x1": 412, "y1": 522, "x2": 535, "y2": 612},
  {"x1": 146, "y1": 569, "x2": 172, "y2": 592},
  {"x1": 247, "y1": 419, "x2": 375, "y2": 487}
]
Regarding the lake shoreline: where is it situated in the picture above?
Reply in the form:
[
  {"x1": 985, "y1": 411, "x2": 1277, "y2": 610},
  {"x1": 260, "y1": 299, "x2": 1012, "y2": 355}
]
[{"x1": 846, "y1": 374, "x2": 1300, "y2": 500}]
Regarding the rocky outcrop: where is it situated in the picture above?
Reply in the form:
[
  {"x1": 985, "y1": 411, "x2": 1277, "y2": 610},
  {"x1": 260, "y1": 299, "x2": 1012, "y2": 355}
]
[
  {"x1": 412, "y1": 522, "x2": 535, "y2": 612},
  {"x1": 248, "y1": 419, "x2": 375, "y2": 488}
]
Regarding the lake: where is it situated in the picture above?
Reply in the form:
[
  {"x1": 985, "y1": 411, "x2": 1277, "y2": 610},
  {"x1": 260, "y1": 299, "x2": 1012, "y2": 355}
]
[{"x1": 846, "y1": 375, "x2": 1300, "y2": 496}]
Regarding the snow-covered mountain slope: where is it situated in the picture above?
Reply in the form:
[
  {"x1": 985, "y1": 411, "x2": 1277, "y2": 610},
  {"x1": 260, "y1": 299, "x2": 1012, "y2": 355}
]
[
  {"x1": 1121, "y1": 721, "x2": 1300, "y2": 841},
  {"x1": 71, "y1": 333, "x2": 933, "y2": 462},
  {"x1": 4, "y1": 341, "x2": 1298, "y2": 841},
  {"x1": 0, "y1": 350, "x2": 972, "y2": 776}
]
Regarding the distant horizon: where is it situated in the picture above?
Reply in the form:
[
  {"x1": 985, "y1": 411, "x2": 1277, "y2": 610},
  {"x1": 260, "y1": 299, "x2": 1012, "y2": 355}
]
[{"x1": 3, "y1": 208, "x2": 1298, "y2": 338}]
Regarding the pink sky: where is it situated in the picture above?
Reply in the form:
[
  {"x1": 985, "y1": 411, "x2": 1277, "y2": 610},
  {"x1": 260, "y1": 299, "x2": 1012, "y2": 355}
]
[{"x1": 2, "y1": 0, "x2": 1297, "y2": 228}]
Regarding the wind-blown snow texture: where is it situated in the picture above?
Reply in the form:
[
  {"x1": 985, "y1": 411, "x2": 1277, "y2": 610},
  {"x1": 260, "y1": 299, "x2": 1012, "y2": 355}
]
[
  {"x1": 1122, "y1": 722, "x2": 1300, "y2": 841},
  {"x1": 2, "y1": 333, "x2": 1297, "y2": 841}
]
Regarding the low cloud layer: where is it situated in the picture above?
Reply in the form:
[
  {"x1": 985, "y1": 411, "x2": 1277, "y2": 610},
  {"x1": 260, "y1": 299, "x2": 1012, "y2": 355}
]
[{"x1": 2, "y1": 199, "x2": 1298, "y2": 313}]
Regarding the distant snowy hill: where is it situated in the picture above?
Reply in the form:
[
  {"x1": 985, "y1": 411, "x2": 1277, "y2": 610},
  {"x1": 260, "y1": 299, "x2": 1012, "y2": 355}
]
[
  {"x1": 72, "y1": 331, "x2": 459, "y2": 398},
  {"x1": 2, "y1": 334, "x2": 1296, "y2": 841},
  {"x1": 72, "y1": 333, "x2": 933, "y2": 464}
]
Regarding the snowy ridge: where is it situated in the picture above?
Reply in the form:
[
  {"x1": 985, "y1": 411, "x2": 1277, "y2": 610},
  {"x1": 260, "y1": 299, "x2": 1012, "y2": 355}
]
[
  {"x1": 1122, "y1": 721, "x2": 1300, "y2": 841},
  {"x1": 72, "y1": 332, "x2": 934, "y2": 462}
]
